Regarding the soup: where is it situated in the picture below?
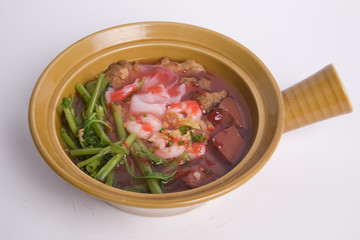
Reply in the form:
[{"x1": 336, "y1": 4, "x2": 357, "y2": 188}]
[{"x1": 59, "y1": 58, "x2": 252, "y2": 193}]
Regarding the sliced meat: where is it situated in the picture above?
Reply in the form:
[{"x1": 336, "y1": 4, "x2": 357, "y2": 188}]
[
  {"x1": 183, "y1": 158, "x2": 226, "y2": 188},
  {"x1": 105, "y1": 61, "x2": 134, "y2": 89},
  {"x1": 181, "y1": 76, "x2": 197, "y2": 85},
  {"x1": 181, "y1": 77, "x2": 211, "y2": 91},
  {"x1": 198, "y1": 78, "x2": 211, "y2": 90},
  {"x1": 197, "y1": 90, "x2": 228, "y2": 113},
  {"x1": 160, "y1": 57, "x2": 205, "y2": 74},
  {"x1": 212, "y1": 126, "x2": 245, "y2": 165},
  {"x1": 219, "y1": 97, "x2": 244, "y2": 128}
]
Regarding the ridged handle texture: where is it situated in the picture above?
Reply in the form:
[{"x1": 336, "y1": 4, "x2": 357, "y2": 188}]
[{"x1": 282, "y1": 64, "x2": 352, "y2": 133}]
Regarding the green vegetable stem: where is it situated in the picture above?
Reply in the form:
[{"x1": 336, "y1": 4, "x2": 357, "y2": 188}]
[
  {"x1": 91, "y1": 121, "x2": 111, "y2": 146},
  {"x1": 130, "y1": 142, "x2": 163, "y2": 194},
  {"x1": 60, "y1": 97, "x2": 78, "y2": 136},
  {"x1": 95, "y1": 133, "x2": 137, "y2": 182},
  {"x1": 82, "y1": 112, "x2": 111, "y2": 147},
  {"x1": 77, "y1": 146, "x2": 112, "y2": 169},
  {"x1": 111, "y1": 103, "x2": 127, "y2": 142},
  {"x1": 75, "y1": 83, "x2": 91, "y2": 103},
  {"x1": 76, "y1": 140, "x2": 129, "y2": 168},
  {"x1": 96, "y1": 105, "x2": 104, "y2": 121},
  {"x1": 105, "y1": 169, "x2": 115, "y2": 186},
  {"x1": 85, "y1": 74, "x2": 108, "y2": 119},
  {"x1": 163, "y1": 151, "x2": 190, "y2": 174},
  {"x1": 96, "y1": 154, "x2": 122, "y2": 182},
  {"x1": 70, "y1": 147, "x2": 103, "y2": 156},
  {"x1": 86, "y1": 156, "x2": 103, "y2": 173},
  {"x1": 60, "y1": 128, "x2": 77, "y2": 150}
]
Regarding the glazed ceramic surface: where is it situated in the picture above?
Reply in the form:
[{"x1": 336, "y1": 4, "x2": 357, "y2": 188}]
[
  {"x1": 28, "y1": 22, "x2": 351, "y2": 213},
  {"x1": 282, "y1": 64, "x2": 352, "y2": 132}
]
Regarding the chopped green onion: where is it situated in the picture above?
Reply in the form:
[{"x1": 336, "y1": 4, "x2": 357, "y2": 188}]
[
  {"x1": 190, "y1": 131, "x2": 207, "y2": 143},
  {"x1": 129, "y1": 115, "x2": 135, "y2": 121},
  {"x1": 136, "y1": 77, "x2": 146, "y2": 90},
  {"x1": 178, "y1": 140, "x2": 184, "y2": 146},
  {"x1": 168, "y1": 140, "x2": 173, "y2": 146},
  {"x1": 159, "y1": 127, "x2": 165, "y2": 133},
  {"x1": 143, "y1": 113, "x2": 148, "y2": 117},
  {"x1": 179, "y1": 126, "x2": 192, "y2": 135}
]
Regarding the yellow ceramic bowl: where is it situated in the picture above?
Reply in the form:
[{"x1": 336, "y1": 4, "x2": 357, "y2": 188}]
[{"x1": 28, "y1": 22, "x2": 352, "y2": 216}]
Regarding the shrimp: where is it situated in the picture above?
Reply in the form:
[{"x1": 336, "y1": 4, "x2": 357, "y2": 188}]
[
  {"x1": 188, "y1": 142, "x2": 206, "y2": 159},
  {"x1": 124, "y1": 114, "x2": 162, "y2": 139},
  {"x1": 148, "y1": 130, "x2": 190, "y2": 159},
  {"x1": 166, "y1": 100, "x2": 202, "y2": 121},
  {"x1": 154, "y1": 144, "x2": 187, "y2": 159},
  {"x1": 152, "y1": 136, "x2": 206, "y2": 160}
]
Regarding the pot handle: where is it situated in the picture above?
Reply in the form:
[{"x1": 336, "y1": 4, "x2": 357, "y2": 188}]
[{"x1": 282, "y1": 64, "x2": 353, "y2": 133}]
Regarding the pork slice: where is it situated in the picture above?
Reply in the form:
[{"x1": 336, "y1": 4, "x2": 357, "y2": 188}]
[
  {"x1": 181, "y1": 77, "x2": 211, "y2": 91},
  {"x1": 183, "y1": 158, "x2": 226, "y2": 188},
  {"x1": 212, "y1": 126, "x2": 245, "y2": 165},
  {"x1": 198, "y1": 78, "x2": 211, "y2": 90},
  {"x1": 160, "y1": 57, "x2": 205, "y2": 74},
  {"x1": 197, "y1": 90, "x2": 228, "y2": 113},
  {"x1": 181, "y1": 77, "x2": 198, "y2": 85},
  {"x1": 218, "y1": 97, "x2": 244, "y2": 128},
  {"x1": 105, "y1": 61, "x2": 134, "y2": 89}
]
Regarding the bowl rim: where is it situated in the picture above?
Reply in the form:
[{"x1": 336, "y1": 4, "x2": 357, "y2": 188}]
[{"x1": 28, "y1": 21, "x2": 284, "y2": 209}]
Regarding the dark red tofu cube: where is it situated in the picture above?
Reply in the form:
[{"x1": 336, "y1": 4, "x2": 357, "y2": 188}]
[
  {"x1": 212, "y1": 126, "x2": 245, "y2": 164},
  {"x1": 219, "y1": 97, "x2": 244, "y2": 128}
]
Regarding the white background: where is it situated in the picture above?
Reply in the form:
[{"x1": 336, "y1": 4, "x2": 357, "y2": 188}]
[{"x1": 1, "y1": 0, "x2": 359, "y2": 239}]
